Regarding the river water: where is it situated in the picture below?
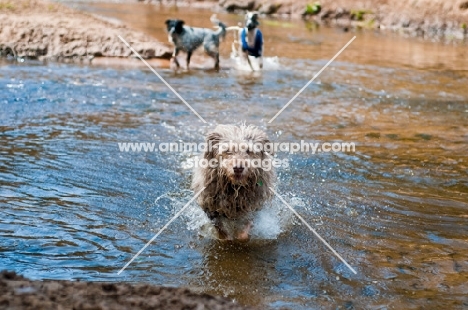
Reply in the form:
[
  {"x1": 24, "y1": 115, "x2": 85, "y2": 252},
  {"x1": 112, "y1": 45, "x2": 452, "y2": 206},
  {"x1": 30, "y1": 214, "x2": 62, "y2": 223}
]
[{"x1": 1, "y1": 2, "x2": 467, "y2": 309}]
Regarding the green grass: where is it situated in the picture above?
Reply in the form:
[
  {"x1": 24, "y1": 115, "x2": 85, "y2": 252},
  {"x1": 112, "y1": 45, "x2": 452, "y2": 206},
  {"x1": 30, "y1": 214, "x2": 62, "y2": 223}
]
[
  {"x1": 351, "y1": 9, "x2": 372, "y2": 21},
  {"x1": 304, "y1": 2, "x2": 321, "y2": 16},
  {"x1": 363, "y1": 18, "x2": 376, "y2": 29}
]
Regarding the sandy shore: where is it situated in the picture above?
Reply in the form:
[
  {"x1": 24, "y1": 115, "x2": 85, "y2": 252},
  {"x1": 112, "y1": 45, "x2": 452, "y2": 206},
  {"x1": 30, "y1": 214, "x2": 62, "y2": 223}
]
[
  {"x1": 0, "y1": 0, "x2": 172, "y2": 61},
  {"x1": 0, "y1": 271, "x2": 252, "y2": 310}
]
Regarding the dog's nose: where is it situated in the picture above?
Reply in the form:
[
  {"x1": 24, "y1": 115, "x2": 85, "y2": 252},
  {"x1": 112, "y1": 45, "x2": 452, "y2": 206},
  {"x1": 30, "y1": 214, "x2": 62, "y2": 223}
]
[{"x1": 233, "y1": 166, "x2": 244, "y2": 174}]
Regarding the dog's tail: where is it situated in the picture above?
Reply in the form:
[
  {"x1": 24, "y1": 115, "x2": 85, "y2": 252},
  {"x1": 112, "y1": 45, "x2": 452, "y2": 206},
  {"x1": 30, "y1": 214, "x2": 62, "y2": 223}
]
[
  {"x1": 225, "y1": 26, "x2": 242, "y2": 32},
  {"x1": 210, "y1": 14, "x2": 227, "y2": 39}
]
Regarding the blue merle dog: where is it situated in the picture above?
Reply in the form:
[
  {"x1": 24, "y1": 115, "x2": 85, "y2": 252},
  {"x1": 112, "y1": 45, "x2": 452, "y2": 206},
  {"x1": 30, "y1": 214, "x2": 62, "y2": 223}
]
[{"x1": 165, "y1": 15, "x2": 227, "y2": 70}]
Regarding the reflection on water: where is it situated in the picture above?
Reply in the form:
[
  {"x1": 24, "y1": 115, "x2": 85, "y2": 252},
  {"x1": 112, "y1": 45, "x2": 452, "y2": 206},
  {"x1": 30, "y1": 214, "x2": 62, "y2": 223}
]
[{"x1": 1, "y1": 3, "x2": 468, "y2": 309}]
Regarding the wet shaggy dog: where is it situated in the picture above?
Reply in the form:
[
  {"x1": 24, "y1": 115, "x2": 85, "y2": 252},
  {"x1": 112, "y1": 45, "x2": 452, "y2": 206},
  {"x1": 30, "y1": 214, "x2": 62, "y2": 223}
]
[
  {"x1": 165, "y1": 15, "x2": 227, "y2": 70},
  {"x1": 191, "y1": 125, "x2": 275, "y2": 240}
]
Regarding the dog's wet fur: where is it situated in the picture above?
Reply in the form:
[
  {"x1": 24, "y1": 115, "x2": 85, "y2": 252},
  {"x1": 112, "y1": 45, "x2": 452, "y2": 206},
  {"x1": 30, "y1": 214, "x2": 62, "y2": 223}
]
[
  {"x1": 192, "y1": 124, "x2": 275, "y2": 240},
  {"x1": 165, "y1": 15, "x2": 227, "y2": 70}
]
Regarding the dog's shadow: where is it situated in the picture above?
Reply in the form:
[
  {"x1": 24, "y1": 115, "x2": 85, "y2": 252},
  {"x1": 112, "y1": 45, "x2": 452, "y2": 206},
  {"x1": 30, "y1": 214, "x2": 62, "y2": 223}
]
[{"x1": 194, "y1": 239, "x2": 279, "y2": 305}]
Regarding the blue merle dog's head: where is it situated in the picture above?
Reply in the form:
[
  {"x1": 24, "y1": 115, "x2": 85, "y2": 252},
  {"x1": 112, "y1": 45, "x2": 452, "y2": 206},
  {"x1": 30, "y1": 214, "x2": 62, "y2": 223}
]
[{"x1": 165, "y1": 19, "x2": 185, "y2": 35}]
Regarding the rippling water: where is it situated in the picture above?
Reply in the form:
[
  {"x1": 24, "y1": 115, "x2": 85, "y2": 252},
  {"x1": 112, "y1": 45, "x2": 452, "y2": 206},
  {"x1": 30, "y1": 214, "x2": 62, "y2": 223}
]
[{"x1": 1, "y1": 3, "x2": 468, "y2": 309}]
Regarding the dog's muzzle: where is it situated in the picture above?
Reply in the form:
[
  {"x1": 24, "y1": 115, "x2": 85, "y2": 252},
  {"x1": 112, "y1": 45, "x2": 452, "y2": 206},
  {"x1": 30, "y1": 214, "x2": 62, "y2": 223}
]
[
  {"x1": 233, "y1": 166, "x2": 244, "y2": 177},
  {"x1": 167, "y1": 29, "x2": 175, "y2": 43},
  {"x1": 246, "y1": 23, "x2": 256, "y2": 30}
]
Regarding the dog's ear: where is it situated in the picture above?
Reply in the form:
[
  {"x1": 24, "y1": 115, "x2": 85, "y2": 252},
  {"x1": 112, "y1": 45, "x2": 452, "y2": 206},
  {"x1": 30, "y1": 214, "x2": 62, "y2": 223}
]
[
  {"x1": 245, "y1": 129, "x2": 273, "y2": 157},
  {"x1": 204, "y1": 131, "x2": 222, "y2": 160},
  {"x1": 258, "y1": 138, "x2": 274, "y2": 157},
  {"x1": 165, "y1": 19, "x2": 173, "y2": 31},
  {"x1": 175, "y1": 20, "x2": 185, "y2": 33},
  {"x1": 251, "y1": 13, "x2": 260, "y2": 25}
]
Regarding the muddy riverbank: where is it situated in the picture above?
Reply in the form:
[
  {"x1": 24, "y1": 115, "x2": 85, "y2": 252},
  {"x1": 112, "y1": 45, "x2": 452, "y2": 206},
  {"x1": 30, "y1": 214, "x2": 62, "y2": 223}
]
[
  {"x1": 0, "y1": 0, "x2": 172, "y2": 61},
  {"x1": 221, "y1": 0, "x2": 468, "y2": 40},
  {"x1": 0, "y1": 271, "x2": 251, "y2": 309},
  {"x1": 155, "y1": 0, "x2": 468, "y2": 40}
]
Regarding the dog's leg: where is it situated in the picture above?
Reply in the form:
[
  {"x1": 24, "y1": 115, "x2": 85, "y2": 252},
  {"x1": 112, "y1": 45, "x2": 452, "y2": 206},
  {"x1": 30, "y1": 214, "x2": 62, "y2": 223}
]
[
  {"x1": 216, "y1": 225, "x2": 229, "y2": 240},
  {"x1": 171, "y1": 47, "x2": 180, "y2": 68},
  {"x1": 186, "y1": 51, "x2": 192, "y2": 70},
  {"x1": 204, "y1": 50, "x2": 220, "y2": 70},
  {"x1": 242, "y1": 51, "x2": 255, "y2": 71},
  {"x1": 204, "y1": 40, "x2": 220, "y2": 70},
  {"x1": 214, "y1": 53, "x2": 220, "y2": 70},
  {"x1": 213, "y1": 218, "x2": 230, "y2": 240},
  {"x1": 259, "y1": 56, "x2": 263, "y2": 69},
  {"x1": 231, "y1": 41, "x2": 238, "y2": 58},
  {"x1": 236, "y1": 221, "x2": 252, "y2": 241}
]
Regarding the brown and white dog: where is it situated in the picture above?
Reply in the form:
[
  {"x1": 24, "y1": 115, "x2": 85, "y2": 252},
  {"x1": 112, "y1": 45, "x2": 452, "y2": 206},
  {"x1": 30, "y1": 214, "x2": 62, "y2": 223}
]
[{"x1": 191, "y1": 124, "x2": 275, "y2": 240}]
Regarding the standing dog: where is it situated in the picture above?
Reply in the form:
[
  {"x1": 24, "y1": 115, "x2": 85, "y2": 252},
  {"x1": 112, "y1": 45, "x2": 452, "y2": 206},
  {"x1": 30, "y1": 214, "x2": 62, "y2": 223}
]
[
  {"x1": 227, "y1": 12, "x2": 264, "y2": 70},
  {"x1": 165, "y1": 15, "x2": 227, "y2": 70},
  {"x1": 241, "y1": 12, "x2": 263, "y2": 69},
  {"x1": 191, "y1": 124, "x2": 275, "y2": 240}
]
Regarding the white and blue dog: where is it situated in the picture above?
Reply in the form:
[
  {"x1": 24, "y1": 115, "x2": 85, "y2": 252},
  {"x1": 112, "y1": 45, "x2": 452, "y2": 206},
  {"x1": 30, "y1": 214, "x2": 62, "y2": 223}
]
[{"x1": 228, "y1": 12, "x2": 264, "y2": 71}]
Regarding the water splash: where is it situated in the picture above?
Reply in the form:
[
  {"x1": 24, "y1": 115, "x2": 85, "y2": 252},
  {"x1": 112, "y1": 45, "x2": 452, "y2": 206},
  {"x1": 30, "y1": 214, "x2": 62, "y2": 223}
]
[
  {"x1": 181, "y1": 193, "x2": 303, "y2": 240},
  {"x1": 231, "y1": 55, "x2": 280, "y2": 71}
]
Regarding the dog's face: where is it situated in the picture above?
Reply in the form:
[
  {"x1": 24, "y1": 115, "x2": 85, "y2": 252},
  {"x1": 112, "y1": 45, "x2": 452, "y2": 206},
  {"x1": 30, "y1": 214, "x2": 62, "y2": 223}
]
[
  {"x1": 245, "y1": 12, "x2": 259, "y2": 30},
  {"x1": 205, "y1": 125, "x2": 272, "y2": 185},
  {"x1": 165, "y1": 19, "x2": 185, "y2": 35}
]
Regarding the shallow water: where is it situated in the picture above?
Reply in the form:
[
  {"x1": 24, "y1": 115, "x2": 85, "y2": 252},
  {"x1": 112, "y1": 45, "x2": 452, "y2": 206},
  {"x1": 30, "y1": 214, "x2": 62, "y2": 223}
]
[{"x1": 1, "y1": 2, "x2": 468, "y2": 309}]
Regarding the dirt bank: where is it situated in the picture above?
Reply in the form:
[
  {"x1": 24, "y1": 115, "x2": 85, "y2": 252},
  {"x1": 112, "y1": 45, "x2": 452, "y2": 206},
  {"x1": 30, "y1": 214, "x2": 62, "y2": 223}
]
[
  {"x1": 1, "y1": 0, "x2": 465, "y2": 62},
  {"x1": 217, "y1": 0, "x2": 468, "y2": 39},
  {"x1": 0, "y1": 271, "x2": 252, "y2": 310},
  {"x1": 0, "y1": 0, "x2": 172, "y2": 61},
  {"x1": 149, "y1": 0, "x2": 468, "y2": 40}
]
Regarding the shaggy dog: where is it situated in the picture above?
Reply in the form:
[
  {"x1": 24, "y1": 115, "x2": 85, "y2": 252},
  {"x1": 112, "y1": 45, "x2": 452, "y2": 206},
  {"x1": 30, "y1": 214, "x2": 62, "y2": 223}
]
[
  {"x1": 191, "y1": 125, "x2": 275, "y2": 240},
  {"x1": 165, "y1": 15, "x2": 227, "y2": 70}
]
